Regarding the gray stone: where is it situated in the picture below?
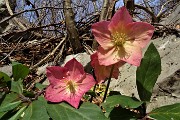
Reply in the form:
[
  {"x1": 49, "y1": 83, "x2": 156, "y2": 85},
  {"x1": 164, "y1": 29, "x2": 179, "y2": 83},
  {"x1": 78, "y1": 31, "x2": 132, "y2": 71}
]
[
  {"x1": 160, "y1": 4, "x2": 180, "y2": 27},
  {"x1": 0, "y1": 65, "x2": 12, "y2": 76},
  {"x1": 146, "y1": 96, "x2": 180, "y2": 112},
  {"x1": 153, "y1": 35, "x2": 180, "y2": 82},
  {"x1": 153, "y1": 69, "x2": 180, "y2": 98}
]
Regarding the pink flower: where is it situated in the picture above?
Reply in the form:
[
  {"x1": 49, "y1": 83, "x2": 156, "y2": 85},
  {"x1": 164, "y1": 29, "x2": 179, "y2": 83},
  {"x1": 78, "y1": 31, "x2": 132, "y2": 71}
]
[
  {"x1": 92, "y1": 6, "x2": 154, "y2": 66},
  {"x1": 45, "y1": 58, "x2": 96, "y2": 108},
  {"x1": 91, "y1": 52, "x2": 125, "y2": 84}
]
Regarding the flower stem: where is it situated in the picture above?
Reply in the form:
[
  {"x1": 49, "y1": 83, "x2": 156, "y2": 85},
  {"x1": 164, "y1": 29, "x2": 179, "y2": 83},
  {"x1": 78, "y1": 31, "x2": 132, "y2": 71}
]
[
  {"x1": 90, "y1": 84, "x2": 96, "y2": 102},
  {"x1": 103, "y1": 65, "x2": 114, "y2": 102}
]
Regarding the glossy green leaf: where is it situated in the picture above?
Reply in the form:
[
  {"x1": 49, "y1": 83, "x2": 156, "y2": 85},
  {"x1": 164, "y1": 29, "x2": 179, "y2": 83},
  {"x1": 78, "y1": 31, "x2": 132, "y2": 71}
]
[
  {"x1": 103, "y1": 95, "x2": 143, "y2": 109},
  {"x1": 9, "y1": 106, "x2": 27, "y2": 120},
  {"x1": 136, "y1": 43, "x2": 161, "y2": 101},
  {"x1": 102, "y1": 95, "x2": 143, "y2": 118},
  {"x1": 108, "y1": 107, "x2": 138, "y2": 120},
  {"x1": 12, "y1": 62, "x2": 29, "y2": 81},
  {"x1": 0, "y1": 93, "x2": 20, "y2": 112},
  {"x1": 11, "y1": 79, "x2": 23, "y2": 94},
  {"x1": 0, "y1": 71, "x2": 11, "y2": 82},
  {"x1": 46, "y1": 102, "x2": 108, "y2": 120},
  {"x1": 22, "y1": 97, "x2": 49, "y2": 120},
  {"x1": 148, "y1": 103, "x2": 180, "y2": 120}
]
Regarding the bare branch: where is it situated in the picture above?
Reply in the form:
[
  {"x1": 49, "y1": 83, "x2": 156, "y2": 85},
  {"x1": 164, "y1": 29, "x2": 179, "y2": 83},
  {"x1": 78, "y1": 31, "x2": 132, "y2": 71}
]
[
  {"x1": 0, "y1": 22, "x2": 65, "y2": 38},
  {"x1": 30, "y1": 36, "x2": 66, "y2": 70},
  {"x1": 63, "y1": 0, "x2": 81, "y2": 52},
  {"x1": 99, "y1": 0, "x2": 109, "y2": 21},
  {"x1": 142, "y1": 0, "x2": 152, "y2": 12},
  {"x1": 0, "y1": 7, "x2": 64, "y2": 26},
  {"x1": 135, "y1": 4, "x2": 158, "y2": 22},
  {"x1": 157, "y1": 0, "x2": 174, "y2": 18},
  {"x1": 5, "y1": 0, "x2": 27, "y2": 30}
]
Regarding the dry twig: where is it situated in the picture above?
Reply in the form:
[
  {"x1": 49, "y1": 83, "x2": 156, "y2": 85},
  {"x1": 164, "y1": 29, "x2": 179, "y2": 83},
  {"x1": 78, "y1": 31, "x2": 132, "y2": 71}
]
[{"x1": 30, "y1": 35, "x2": 67, "y2": 70}]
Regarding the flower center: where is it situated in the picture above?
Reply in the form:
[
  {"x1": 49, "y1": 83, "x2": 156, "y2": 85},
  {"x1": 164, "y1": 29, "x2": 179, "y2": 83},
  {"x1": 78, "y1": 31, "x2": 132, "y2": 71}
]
[
  {"x1": 66, "y1": 80, "x2": 77, "y2": 94},
  {"x1": 112, "y1": 32, "x2": 127, "y2": 48}
]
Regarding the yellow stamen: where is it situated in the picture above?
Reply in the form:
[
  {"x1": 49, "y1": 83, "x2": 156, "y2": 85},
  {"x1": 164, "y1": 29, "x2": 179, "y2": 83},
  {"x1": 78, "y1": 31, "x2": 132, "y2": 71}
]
[
  {"x1": 112, "y1": 32, "x2": 127, "y2": 48},
  {"x1": 66, "y1": 80, "x2": 77, "y2": 94}
]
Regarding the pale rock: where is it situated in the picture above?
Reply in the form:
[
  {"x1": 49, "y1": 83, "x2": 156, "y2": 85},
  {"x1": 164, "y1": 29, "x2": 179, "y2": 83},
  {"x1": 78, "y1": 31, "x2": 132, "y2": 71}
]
[{"x1": 0, "y1": 65, "x2": 12, "y2": 76}]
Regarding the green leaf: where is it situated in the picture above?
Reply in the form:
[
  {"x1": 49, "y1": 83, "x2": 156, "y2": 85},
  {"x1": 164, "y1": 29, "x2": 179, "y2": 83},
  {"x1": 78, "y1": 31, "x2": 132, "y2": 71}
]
[
  {"x1": 136, "y1": 43, "x2": 161, "y2": 101},
  {"x1": 102, "y1": 95, "x2": 143, "y2": 118},
  {"x1": 46, "y1": 102, "x2": 108, "y2": 120},
  {"x1": 22, "y1": 97, "x2": 49, "y2": 120},
  {"x1": 108, "y1": 107, "x2": 138, "y2": 120},
  {"x1": 9, "y1": 106, "x2": 27, "y2": 120},
  {"x1": 148, "y1": 103, "x2": 180, "y2": 120},
  {"x1": 11, "y1": 79, "x2": 23, "y2": 94},
  {"x1": 0, "y1": 91, "x2": 5, "y2": 102},
  {"x1": 23, "y1": 90, "x2": 35, "y2": 98},
  {"x1": 0, "y1": 93, "x2": 19, "y2": 106},
  {"x1": 0, "y1": 93, "x2": 21, "y2": 112},
  {"x1": 0, "y1": 112, "x2": 6, "y2": 118},
  {"x1": 35, "y1": 83, "x2": 47, "y2": 90},
  {"x1": 12, "y1": 62, "x2": 29, "y2": 81},
  {"x1": 102, "y1": 95, "x2": 143, "y2": 109},
  {"x1": 0, "y1": 101, "x2": 21, "y2": 112},
  {"x1": 0, "y1": 71, "x2": 11, "y2": 82}
]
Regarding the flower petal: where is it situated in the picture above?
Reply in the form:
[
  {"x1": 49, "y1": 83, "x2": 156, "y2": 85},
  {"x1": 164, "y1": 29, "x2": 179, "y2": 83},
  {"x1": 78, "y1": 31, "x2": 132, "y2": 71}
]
[
  {"x1": 64, "y1": 74, "x2": 95, "y2": 108},
  {"x1": 112, "y1": 61, "x2": 125, "y2": 79},
  {"x1": 46, "y1": 66, "x2": 68, "y2": 85},
  {"x1": 108, "y1": 6, "x2": 133, "y2": 33},
  {"x1": 91, "y1": 52, "x2": 108, "y2": 83},
  {"x1": 62, "y1": 92, "x2": 82, "y2": 109},
  {"x1": 45, "y1": 85, "x2": 66, "y2": 102},
  {"x1": 77, "y1": 74, "x2": 96, "y2": 92},
  {"x1": 64, "y1": 58, "x2": 85, "y2": 81},
  {"x1": 65, "y1": 74, "x2": 95, "y2": 108},
  {"x1": 45, "y1": 84, "x2": 81, "y2": 108},
  {"x1": 92, "y1": 21, "x2": 114, "y2": 50},
  {"x1": 122, "y1": 42, "x2": 142, "y2": 66},
  {"x1": 91, "y1": 52, "x2": 124, "y2": 83},
  {"x1": 126, "y1": 22, "x2": 154, "y2": 48},
  {"x1": 45, "y1": 59, "x2": 95, "y2": 109},
  {"x1": 90, "y1": 52, "x2": 98, "y2": 69},
  {"x1": 97, "y1": 46, "x2": 125, "y2": 66}
]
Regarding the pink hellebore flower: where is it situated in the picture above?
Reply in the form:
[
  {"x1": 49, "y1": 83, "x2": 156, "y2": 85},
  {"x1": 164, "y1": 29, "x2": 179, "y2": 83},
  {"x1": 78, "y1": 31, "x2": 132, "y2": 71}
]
[
  {"x1": 92, "y1": 6, "x2": 154, "y2": 66},
  {"x1": 91, "y1": 52, "x2": 125, "y2": 84},
  {"x1": 45, "y1": 58, "x2": 96, "y2": 109}
]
